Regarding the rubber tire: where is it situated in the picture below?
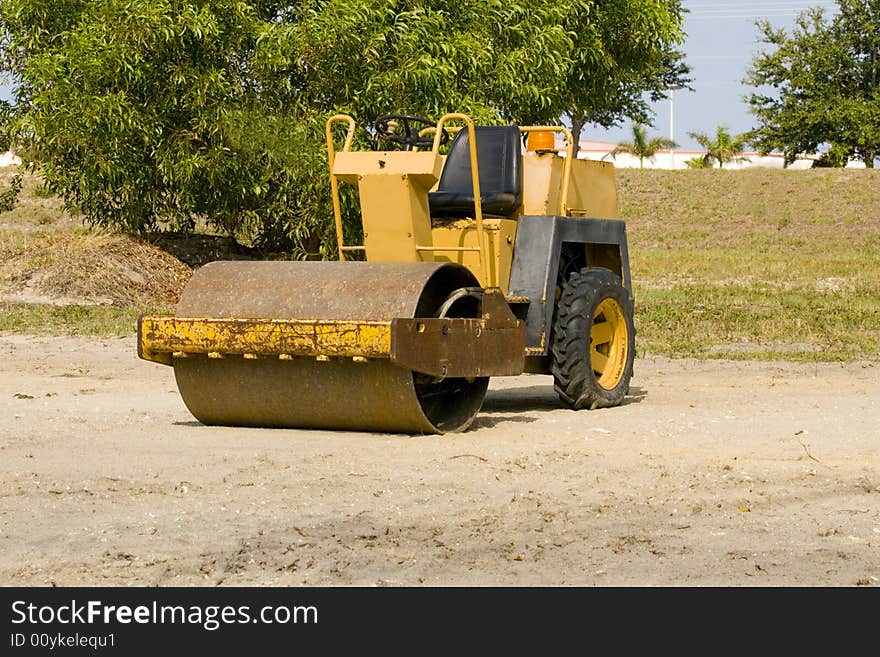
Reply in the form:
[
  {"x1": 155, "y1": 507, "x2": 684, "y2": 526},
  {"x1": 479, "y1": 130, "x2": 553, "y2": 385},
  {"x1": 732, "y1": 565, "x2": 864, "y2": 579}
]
[{"x1": 551, "y1": 267, "x2": 636, "y2": 410}]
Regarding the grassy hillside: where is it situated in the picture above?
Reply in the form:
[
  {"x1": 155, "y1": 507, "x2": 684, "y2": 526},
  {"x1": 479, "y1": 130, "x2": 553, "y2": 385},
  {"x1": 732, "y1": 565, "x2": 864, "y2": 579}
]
[
  {"x1": 617, "y1": 168, "x2": 880, "y2": 361},
  {"x1": 0, "y1": 170, "x2": 192, "y2": 335},
  {"x1": 1, "y1": 166, "x2": 878, "y2": 361}
]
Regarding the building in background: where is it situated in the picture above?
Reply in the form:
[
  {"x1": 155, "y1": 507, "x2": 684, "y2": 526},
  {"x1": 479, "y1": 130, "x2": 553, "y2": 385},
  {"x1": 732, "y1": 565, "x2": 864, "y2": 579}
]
[
  {"x1": 1, "y1": 143, "x2": 867, "y2": 170},
  {"x1": 568, "y1": 139, "x2": 865, "y2": 170}
]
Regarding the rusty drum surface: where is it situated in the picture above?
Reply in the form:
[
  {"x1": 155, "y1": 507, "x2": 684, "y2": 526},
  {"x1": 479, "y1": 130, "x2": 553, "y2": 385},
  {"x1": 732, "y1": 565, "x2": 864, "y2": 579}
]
[{"x1": 172, "y1": 261, "x2": 489, "y2": 433}]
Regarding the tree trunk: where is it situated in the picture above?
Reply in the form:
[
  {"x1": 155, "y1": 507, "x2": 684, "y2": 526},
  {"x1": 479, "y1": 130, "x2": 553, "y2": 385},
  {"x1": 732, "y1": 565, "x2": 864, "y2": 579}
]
[{"x1": 569, "y1": 114, "x2": 585, "y2": 159}]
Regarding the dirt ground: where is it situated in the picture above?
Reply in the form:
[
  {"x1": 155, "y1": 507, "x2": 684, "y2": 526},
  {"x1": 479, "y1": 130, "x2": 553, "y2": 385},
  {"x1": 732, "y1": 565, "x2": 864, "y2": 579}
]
[{"x1": 1, "y1": 334, "x2": 878, "y2": 587}]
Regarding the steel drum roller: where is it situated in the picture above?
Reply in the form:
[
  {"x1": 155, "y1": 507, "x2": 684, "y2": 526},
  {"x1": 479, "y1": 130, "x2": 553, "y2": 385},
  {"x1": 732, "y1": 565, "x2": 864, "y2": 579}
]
[{"x1": 172, "y1": 261, "x2": 488, "y2": 433}]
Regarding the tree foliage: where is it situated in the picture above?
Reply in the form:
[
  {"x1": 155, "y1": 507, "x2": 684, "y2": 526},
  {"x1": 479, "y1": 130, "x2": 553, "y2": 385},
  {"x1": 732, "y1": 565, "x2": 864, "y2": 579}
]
[
  {"x1": 0, "y1": 0, "x2": 319, "y2": 250},
  {"x1": 1, "y1": 0, "x2": 687, "y2": 254},
  {"x1": 812, "y1": 142, "x2": 851, "y2": 167},
  {"x1": 562, "y1": 4, "x2": 692, "y2": 156},
  {"x1": 267, "y1": 1, "x2": 688, "y2": 130},
  {"x1": 609, "y1": 123, "x2": 676, "y2": 168},
  {"x1": 687, "y1": 125, "x2": 749, "y2": 169},
  {"x1": 745, "y1": 0, "x2": 880, "y2": 168},
  {"x1": 0, "y1": 172, "x2": 22, "y2": 212},
  {"x1": 684, "y1": 156, "x2": 709, "y2": 169}
]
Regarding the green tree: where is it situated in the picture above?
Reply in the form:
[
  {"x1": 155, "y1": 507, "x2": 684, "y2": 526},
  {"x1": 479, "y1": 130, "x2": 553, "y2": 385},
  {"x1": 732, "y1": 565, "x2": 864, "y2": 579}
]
[
  {"x1": 745, "y1": 1, "x2": 880, "y2": 168},
  {"x1": 812, "y1": 143, "x2": 851, "y2": 167},
  {"x1": 1, "y1": 0, "x2": 688, "y2": 254},
  {"x1": 0, "y1": 0, "x2": 346, "y2": 254},
  {"x1": 687, "y1": 125, "x2": 749, "y2": 169},
  {"x1": 261, "y1": 0, "x2": 689, "y2": 147},
  {"x1": 684, "y1": 156, "x2": 709, "y2": 169},
  {"x1": 562, "y1": 5, "x2": 692, "y2": 158},
  {"x1": 608, "y1": 123, "x2": 677, "y2": 168}
]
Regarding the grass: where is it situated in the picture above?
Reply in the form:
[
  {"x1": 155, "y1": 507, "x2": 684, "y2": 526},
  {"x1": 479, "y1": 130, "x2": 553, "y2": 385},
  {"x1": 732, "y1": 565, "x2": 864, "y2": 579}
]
[
  {"x1": 0, "y1": 167, "x2": 878, "y2": 362},
  {"x1": 618, "y1": 168, "x2": 880, "y2": 361},
  {"x1": 0, "y1": 303, "x2": 147, "y2": 337}
]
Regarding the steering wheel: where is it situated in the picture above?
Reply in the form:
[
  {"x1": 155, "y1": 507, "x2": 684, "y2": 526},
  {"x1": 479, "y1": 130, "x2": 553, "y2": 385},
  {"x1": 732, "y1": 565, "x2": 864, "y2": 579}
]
[{"x1": 373, "y1": 114, "x2": 449, "y2": 150}]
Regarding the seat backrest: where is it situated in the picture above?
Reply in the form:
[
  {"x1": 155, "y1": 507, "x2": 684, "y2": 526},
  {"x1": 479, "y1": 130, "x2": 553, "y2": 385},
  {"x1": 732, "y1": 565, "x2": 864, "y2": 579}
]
[{"x1": 430, "y1": 125, "x2": 523, "y2": 218}]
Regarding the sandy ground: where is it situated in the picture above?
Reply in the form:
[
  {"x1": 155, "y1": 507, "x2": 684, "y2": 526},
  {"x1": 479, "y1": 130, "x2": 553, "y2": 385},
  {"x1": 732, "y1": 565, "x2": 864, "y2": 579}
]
[{"x1": 1, "y1": 334, "x2": 878, "y2": 587}]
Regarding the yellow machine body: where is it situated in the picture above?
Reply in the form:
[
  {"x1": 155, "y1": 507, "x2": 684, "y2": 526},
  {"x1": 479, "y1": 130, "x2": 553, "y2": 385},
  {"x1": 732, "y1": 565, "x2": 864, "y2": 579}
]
[
  {"x1": 430, "y1": 218, "x2": 517, "y2": 292},
  {"x1": 332, "y1": 150, "x2": 443, "y2": 263},
  {"x1": 328, "y1": 116, "x2": 621, "y2": 289},
  {"x1": 428, "y1": 155, "x2": 620, "y2": 291},
  {"x1": 521, "y1": 152, "x2": 618, "y2": 220},
  {"x1": 138, "y1": 112, "x2": 632, "y2": 434}
]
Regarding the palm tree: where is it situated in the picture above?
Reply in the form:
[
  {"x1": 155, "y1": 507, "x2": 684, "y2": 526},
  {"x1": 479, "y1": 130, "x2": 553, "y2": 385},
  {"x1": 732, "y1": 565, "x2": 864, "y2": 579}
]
[
  {"x1": 608, "y1": 123, "x2": 677, "y2": 169},
  {"x1": 687, "y1": 125, "x2": 750, "y2": 169}
]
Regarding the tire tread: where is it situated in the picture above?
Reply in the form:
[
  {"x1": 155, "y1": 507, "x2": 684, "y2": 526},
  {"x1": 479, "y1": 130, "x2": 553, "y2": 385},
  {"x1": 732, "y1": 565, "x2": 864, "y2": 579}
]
[{"x1": 551, "y1": 267, "x2": 635, "y2": 410}]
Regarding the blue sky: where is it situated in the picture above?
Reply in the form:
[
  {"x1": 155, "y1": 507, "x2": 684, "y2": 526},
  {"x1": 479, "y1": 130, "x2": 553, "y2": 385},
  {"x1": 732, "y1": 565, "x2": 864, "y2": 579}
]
[
  {"x1": 2, "y1": 1, "x2": 838, "y2": 152},
  {"x1": 591, "y1": 0, "x2": 839, "y2": 150}
]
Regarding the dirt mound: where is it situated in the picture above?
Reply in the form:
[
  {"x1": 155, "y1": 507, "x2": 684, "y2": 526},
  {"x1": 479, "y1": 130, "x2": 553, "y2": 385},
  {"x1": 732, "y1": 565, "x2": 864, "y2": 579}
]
[
  {"x1": 144, "y1": 232, "x2": 267, "y2": 268},
  {"x1": 0, "y1": 232, "x2": 193, "y2": 308}
]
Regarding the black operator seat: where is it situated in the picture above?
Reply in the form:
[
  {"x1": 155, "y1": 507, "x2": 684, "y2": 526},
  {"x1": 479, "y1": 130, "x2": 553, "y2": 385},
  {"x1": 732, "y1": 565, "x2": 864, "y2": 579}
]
[{"x1": 429, "y1": 125, "x2": 523, "y2": 218}]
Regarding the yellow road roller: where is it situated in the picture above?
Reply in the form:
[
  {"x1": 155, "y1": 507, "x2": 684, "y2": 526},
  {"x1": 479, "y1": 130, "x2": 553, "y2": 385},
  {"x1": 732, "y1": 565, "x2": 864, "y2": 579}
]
[{"x1": 138, "y1": 112, "x2": 636, "y2": 433}]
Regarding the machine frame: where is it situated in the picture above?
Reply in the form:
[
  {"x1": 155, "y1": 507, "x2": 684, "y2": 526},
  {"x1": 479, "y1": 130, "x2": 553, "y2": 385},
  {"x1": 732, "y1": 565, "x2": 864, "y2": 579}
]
[{"x1": 137, "y1": 111, "x2": 636, "y2": 433}]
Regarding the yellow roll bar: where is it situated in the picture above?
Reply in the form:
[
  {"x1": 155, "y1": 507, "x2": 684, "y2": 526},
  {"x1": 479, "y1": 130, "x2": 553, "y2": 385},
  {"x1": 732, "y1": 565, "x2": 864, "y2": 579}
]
[
  {"x1": 325, "y1": 114, "x2": 361, "y2": 261},
  {"x1": 324, "y1": 113, "x2": 575, "y2": 283},
  {"x1": 413, "y1": 113, "x2": 490, "y2": 286}
]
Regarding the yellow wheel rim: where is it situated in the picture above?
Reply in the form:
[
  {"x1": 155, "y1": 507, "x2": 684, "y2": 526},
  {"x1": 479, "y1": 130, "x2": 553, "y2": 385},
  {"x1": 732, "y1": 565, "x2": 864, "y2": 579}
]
[{"x1": 591, "y1": 298, "x2": 629, "y2": 390}]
